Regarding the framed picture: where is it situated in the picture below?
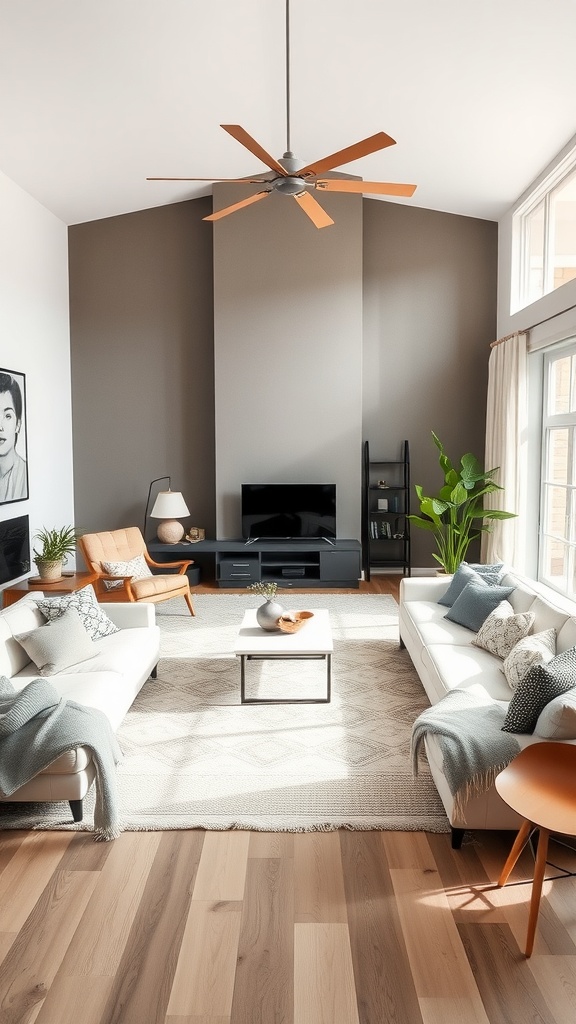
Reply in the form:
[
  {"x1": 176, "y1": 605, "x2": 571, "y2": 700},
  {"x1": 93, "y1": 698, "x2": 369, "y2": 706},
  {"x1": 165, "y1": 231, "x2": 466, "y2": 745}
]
[
  {"x1": 0, "y1": 368, "x2": 28, "y2": 504},
  {"x1": 0, "y1": 515, "x2": 30, "y2": 585}
]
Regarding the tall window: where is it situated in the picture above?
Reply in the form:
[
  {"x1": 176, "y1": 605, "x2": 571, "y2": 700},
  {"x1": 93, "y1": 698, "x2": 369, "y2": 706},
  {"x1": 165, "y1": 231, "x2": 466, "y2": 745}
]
[
  {"x1": 513, "y1": 149, "x2": 576, "y2": 312},
  {"x1": 539, "y1": 345, "x2": 576, "y2": 596}
]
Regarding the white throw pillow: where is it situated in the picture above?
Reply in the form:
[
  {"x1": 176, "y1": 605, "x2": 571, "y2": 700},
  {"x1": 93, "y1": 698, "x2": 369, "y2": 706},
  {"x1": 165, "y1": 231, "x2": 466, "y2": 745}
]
[
  {"x1": 15, "y1": 607, "x2": 96, "y2": 676},
  {"x1": 102, "y1": 553, "x2": 153, "y2": 590},
  {"x1": 534, "y1": 687, "x2": 576, "y2": 740},
  {"x1": 36, "y1": 584, "x2": 119, "y2": 641},
  {"x1": 501, "y1": 628, "x2": 557, "y2": 690},
  {"x1": 472, "y1": 600, "x2": 534, "y2": 659}
]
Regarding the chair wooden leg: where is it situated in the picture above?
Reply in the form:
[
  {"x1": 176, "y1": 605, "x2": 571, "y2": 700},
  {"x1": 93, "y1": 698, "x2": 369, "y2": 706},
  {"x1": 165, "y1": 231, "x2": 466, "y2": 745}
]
[
  {"x1": 525, "y1": 827, "x2": 550, "y2": 958},
  {"x1": 184, "y1": 591, "x2": 195, "y2": 616},
  {"x1": 498, "y1": 818, "x2": 533, "y2": 887}
]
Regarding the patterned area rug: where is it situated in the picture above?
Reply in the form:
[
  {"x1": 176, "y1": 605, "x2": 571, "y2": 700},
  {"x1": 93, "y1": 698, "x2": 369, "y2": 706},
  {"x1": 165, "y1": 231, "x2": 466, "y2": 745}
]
[{"x1": 0, "y1": 593, "x2": 449, "y2": 834}]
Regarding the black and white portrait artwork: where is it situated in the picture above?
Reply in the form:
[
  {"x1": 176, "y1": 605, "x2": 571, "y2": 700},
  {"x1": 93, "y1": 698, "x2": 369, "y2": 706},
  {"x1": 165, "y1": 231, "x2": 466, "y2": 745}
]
[{"x1": 0, "y1": 368, "x2": 29, "y2": 504}]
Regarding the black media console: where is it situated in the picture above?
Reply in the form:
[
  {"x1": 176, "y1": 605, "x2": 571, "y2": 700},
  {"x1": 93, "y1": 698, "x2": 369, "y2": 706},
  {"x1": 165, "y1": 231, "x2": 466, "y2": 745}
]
[{"x1": 148, "y1": 539, "x2": 362, "y2": 589}]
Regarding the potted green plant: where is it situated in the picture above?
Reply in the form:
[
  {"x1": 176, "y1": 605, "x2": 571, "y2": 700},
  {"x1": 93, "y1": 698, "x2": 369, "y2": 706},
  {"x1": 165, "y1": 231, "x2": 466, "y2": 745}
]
[
  {"x1": 408, "y1": 432, "x2": 516, "y2": 574},
  {"x1": 33, "y1": 525, "x2": 79, "y2": 582}
]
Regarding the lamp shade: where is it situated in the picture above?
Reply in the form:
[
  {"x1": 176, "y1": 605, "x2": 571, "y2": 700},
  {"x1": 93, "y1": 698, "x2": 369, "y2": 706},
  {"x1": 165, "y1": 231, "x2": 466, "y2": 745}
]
[{"x1": 150, "y1": 490, "x2": 190, "y2": 519}]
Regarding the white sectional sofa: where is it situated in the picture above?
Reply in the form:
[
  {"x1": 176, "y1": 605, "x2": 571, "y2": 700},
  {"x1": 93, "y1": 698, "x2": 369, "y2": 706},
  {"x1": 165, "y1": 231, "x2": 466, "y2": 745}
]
[
  {"x1": 0, "y1": 591, "x2": 160, "y2": 824},
  {"x1": 400, "y1": 569, "x2": 576, "y2": 846}
]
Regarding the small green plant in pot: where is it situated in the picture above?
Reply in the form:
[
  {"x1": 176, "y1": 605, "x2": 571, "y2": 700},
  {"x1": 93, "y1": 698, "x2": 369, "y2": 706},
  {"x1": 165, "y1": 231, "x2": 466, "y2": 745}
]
[
  {"x1": 408, "y1": 432, "x2": 516, "y2": 574},
  {"x1": 33, "y1": 525, "x2": 79, "y2": 582}
]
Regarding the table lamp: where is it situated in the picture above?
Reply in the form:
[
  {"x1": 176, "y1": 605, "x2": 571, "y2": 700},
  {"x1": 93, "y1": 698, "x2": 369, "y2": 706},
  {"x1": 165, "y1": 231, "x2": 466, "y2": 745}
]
[{"x1": 150, "y1": 490, "x2": 190, "y2": 543}]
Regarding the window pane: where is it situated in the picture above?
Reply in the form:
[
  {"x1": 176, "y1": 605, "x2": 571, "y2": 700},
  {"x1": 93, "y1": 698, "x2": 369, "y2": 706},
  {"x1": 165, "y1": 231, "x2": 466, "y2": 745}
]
[
  {"x1": 543, "y1": 484, "x2": 567, "y2": 536},
  {"x1": 547, "y1": 427, "x2": 569, "y2": 482},
  {"x1": 541, "y1": 535, "x2": 568, "y2": 586},
  {"x1": 551, "y1": 169, "x2": 576, "y2": 293},
  {"x1": 549, "y1": 357, "x2": 572, "y2": 414}
]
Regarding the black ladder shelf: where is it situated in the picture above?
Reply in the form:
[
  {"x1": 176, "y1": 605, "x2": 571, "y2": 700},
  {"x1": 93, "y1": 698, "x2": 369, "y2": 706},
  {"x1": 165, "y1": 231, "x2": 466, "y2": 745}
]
[{"x1": 362, "y1": 439, "x2": 411, "y2": 581}]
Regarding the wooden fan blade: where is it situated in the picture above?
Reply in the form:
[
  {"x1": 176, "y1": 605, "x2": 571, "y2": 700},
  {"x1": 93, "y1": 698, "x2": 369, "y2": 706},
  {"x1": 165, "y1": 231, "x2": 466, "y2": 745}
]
[
  {"x1": 203, "y1": 190, "x2": 271, "y2": 222},
  {"x1": 220, "y1": 125, "x2": 288, "y2": 176},
  {"x1": 293, "y1": 191, "x2": 334, "y2": 229},
  {"x1": 298, "y1": 131, "x2": 396, "y2": 179},
  {"x1": 147, "y1": 176, "x2": 269, "y2": 182},
  {"x1": 316, "y1": 179, "x2": 417, "y2": 197}
]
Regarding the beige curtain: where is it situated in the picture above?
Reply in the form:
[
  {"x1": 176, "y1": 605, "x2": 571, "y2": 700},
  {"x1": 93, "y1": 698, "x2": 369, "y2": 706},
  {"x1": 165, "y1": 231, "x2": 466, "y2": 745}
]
[{"x1": 481, "y1": 332, "x2": 528, "y2": 570}]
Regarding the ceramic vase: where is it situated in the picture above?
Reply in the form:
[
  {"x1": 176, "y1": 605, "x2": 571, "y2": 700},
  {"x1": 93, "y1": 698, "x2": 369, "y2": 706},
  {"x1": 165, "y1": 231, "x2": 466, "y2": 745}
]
[{"x1": 256, "y1": 599, "x2": 284, "y2": 631}]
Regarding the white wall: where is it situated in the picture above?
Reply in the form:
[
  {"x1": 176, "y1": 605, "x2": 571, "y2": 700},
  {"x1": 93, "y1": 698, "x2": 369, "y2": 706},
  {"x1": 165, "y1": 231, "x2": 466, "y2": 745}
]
[{"x1": 0, "y1": 170, "x2": 73, "y2": 584}]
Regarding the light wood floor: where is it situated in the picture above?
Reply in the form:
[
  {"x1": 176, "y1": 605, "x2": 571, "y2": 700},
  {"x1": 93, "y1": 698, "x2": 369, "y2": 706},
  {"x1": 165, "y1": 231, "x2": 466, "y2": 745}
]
[{"x1": 1, "y1": 576, "x2": 576, "y2": 1024}]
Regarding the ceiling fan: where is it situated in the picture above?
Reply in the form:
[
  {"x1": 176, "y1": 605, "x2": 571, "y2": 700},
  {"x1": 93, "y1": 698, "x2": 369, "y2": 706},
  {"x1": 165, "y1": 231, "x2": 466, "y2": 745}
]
[{"x1": 147, "y1": 2, "x2": 417, "y2": 229}]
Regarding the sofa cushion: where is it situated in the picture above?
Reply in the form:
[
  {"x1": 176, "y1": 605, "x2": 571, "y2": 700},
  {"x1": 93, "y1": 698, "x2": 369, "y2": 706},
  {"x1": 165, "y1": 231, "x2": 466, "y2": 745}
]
[
  {"x1": 14, "y1": 607, "x2": 97, "y2": 676},
  {"x1": 534, "y1": 688, "x2": 576, "y2": 740},
  {"x1": 502, "y1": 646, "x2": 576, "y2": 733},
  {"x1": 36, "y1": 584, "x2": 119, "y2": 641},
  {"x1": 425, "y1": 643, "x2": 514, "y2": 702},
  {"x1": 472, "y1": 601, "x2": 534, "y2": 659},
  {"x1": 444, "y1": 581, "x2": 515, "y2": 632},
  {"x1": 502, "y1": 628, "x2": 557, "y2": 689},
  {"x1": 102, "y1": 553, "x2": 153, "y2": 590}
]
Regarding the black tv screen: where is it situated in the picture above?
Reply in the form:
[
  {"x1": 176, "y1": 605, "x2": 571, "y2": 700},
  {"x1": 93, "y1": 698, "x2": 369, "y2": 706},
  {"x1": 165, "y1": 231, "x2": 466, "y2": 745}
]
[{"x1": 242, "y1": 484, "x2": 337, "y2": 540}]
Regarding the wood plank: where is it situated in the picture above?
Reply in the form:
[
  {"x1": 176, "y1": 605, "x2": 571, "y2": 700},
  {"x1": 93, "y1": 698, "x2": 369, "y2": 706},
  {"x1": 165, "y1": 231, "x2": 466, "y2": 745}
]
[
  {"x1": 339, "y1": 829, "x2": 423, "y2": 1024},
  {"x1": 425, "y1": 832, "x2": 507, "y2": 924},
  {"x1": 0, "y1": 869, "x2": 99, "y2": 1024},
  {"x1": 55, "y1": 831, "x2": 162, "y2": 976},
  {"x1": 35, "y1": 976, "x2": 113, "y2": 1024},
  {"x1": 527, "y1": 955, "x2": 576, "y2": 1020},
  {"x1": 248, "y1": 831, "x2": 294, "y2": 858},
  {"x1": 99, "y1": 830, "x2": 204, "y2": 1024},
  {"x1": 294, "y1": 922, "x2": 359, "y2": 1024},
  {"x1": 0, "y1": 932, "x2": 15, "y2": 965},
  {"x1": 0, "y1": 832, "x2": 74, "y2": 932},
  {"x1": 167, "y1": 901, "x2": 242, "y2": 1016},
  {"x1": 383, "y1": 832, "x2": 489, "y2": 1022},
  {"x1": 230, "y1": 856, "x2": 294, "y2": 1024},
  {"x1": 192, "y1": 831, "x2": 250, "y2": 901},
  {"x1": 0, "y1": 830, "x2": 28, "y2": 874},
  {"x1": 165, "y1": 1017, "x2": 230, "y2": 1024},
  {"x1": 458, "y1": 921, "x2": 558, "y2": 1024},
  {"x1": 294, "y1": 832, "x2": 348, "y2": 923}
]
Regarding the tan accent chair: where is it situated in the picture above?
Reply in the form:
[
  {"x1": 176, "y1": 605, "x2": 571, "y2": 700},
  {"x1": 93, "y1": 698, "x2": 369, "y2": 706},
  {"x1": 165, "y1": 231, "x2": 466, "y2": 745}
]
[{"x1": 79, "y1": 527, "x2": 195, "y2": 616}]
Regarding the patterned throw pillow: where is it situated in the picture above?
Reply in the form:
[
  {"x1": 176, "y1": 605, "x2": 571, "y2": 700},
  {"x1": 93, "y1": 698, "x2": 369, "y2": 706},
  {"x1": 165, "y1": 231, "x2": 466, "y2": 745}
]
[
  {"x1": 472, "y1": 600, "x2": 534, "y2": 659},
  {"x1": 444, "y1": 580, "x2": 514, "y2": 632},
  {"x1": 15, "y1": 607, "x2": 96, "y2": 676},
  {"x1": 534, "y1": 687, "x2": 576, "y2": 740},
  {"x1": 502, "y1": 628, "x2": 557, "y2": 689},
  {"x1": 502, "y1": 645, "x2": 576, "y2": 734},
  {"x1": 102, "y1": 553, "x2": 153, "y2": 590},
  {"x1": 36, "y1": 584, "x2": 119, "y2": 641}
]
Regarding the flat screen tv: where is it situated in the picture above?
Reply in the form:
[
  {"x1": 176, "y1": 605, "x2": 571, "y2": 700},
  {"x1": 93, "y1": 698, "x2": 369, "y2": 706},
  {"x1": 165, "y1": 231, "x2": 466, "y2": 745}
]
[{"x1": 241, "y1": 483, "x2": 337, "y2": 541}]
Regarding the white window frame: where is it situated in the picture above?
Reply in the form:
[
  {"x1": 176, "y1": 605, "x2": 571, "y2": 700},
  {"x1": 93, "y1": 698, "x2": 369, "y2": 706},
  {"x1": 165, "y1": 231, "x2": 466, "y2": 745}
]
[{"x1": 539, "y1": 342, "x2": 576, "y2": 597}]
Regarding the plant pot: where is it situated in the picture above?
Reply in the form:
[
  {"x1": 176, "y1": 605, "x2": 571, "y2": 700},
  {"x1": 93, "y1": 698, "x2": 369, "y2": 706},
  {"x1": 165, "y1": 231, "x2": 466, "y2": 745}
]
[
  {"x1": 35, "y1": 559, "x2": 64, "y2": 582},
  {"x1": 256, "y1": 599, "x2": 284, "y2": 631}
]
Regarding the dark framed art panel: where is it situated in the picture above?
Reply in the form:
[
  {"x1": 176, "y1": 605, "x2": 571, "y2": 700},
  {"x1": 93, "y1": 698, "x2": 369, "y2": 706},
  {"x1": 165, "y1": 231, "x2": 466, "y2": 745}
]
[
  {"x1": 0, "y1": 515, "x2": 30, "y2": 585},
  {"x1": 0, "y1": 367, "x2": 28, "y2": 504}
]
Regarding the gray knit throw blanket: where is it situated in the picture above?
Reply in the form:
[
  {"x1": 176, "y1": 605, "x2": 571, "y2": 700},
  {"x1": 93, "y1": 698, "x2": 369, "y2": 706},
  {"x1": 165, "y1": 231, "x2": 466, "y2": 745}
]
[
  {"x1": 410, "y1": 687, "x2": 520, "y2": 820},
  {"x1": 0, "y1": 676, "x2": 122, "y2": 840}
]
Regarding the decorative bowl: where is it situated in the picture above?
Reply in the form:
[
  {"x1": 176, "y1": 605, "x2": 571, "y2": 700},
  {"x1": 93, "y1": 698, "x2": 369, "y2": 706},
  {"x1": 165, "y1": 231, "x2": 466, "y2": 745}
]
[{"x1": 277, "y1": 610, "x2": 314, "y2": 634}]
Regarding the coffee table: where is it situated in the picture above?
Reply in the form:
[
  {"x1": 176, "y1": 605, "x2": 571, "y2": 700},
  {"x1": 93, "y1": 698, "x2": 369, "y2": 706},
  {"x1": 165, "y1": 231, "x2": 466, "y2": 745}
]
[{"x1": 234, "y1": 608, "x2": 333, "y2": 704}]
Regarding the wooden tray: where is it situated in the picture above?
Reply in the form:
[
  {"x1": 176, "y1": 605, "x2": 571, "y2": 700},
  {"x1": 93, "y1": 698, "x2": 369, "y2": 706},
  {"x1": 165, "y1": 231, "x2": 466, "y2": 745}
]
[{"x1": 277, "y1": 611, "x2": 314, "y2": 634}]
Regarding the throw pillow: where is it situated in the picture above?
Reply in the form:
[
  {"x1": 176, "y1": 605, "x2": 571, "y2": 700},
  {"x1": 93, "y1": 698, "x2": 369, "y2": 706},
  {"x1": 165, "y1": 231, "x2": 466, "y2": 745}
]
[
  {"x1": 102, "y1": 553, "x2": 153, "y2": 591},
  {"x1": 466, "y1": 561, "x2": 505, "y2": 581},
  {"x1": 15, "y1": 607, "x2": 96, "y2": 676},
  {"x1": 36, "y1": 584, "x2": 119, "y2": 641},
  {"x1": 534, "y1": 687, "x2": 576, "y2": 740},
  {"x1": 438, "y1": 563, "x2": 485, "y2": 607},
  {"x1": 502, "y1": 628, "x2": 557, "y2": 690},
  {"x1": 472, "y1": 601, "x2": 534, "y2": 659},
  {"x1": 444, "y1": 580, "x2": 514, "y2": 632},
  {"x1": 502, "y1": 645, "x2": 576, "y2": 734}
]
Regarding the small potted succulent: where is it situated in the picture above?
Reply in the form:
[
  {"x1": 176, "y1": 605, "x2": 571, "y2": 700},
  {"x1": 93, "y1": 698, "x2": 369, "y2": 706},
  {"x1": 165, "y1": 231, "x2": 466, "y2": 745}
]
[
  {"x1": 248, "y1": 580, "x2": 285, "y2": 631},
  {"x1": 33, "y1": 525, "x2": 79, "y2": 582}
]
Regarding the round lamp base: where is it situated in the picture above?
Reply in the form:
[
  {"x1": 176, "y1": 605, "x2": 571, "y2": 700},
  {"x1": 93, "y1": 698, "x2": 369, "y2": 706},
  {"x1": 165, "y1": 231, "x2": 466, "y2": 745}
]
[{"x1": 156, "y1": 519, "x2": 185, "y2": 544}]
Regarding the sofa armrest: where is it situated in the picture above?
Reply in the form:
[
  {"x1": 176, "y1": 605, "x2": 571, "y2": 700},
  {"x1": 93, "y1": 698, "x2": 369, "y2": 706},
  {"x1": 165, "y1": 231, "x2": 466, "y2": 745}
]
[
  {"x1": 100, "y1": 602, "x2": 156, "y2": 629},
  {"x1": 400, "y1": 575, "x2": 451, "y2": 604}
]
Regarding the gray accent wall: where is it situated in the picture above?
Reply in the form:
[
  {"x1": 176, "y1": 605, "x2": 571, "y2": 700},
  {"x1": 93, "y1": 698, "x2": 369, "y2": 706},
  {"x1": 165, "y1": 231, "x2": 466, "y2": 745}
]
[{"x1": 68, "y1": 193, "x2": 497, "y2": 570}]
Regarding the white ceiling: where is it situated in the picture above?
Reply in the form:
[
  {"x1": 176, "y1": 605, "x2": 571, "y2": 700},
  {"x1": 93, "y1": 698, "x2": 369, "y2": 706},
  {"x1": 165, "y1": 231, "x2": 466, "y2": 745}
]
[{"x1": 1, "y1": 0, "x2": 576, "y2": 227}]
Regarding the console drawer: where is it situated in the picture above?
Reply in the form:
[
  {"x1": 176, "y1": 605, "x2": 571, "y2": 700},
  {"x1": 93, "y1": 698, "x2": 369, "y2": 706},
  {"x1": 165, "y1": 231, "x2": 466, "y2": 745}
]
[{"x1": 218, "y1": 556, "x2": 259, "y2": 581}]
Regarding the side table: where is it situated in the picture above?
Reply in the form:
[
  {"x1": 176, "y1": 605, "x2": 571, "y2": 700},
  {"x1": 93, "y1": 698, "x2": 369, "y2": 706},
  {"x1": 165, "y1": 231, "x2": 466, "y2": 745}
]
[{"x1": 2, "y1": 571, "x2": 99, "y2": 608}]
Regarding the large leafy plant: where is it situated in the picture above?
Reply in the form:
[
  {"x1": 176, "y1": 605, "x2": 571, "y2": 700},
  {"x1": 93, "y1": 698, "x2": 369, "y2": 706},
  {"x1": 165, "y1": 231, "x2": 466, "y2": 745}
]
[{"x1": 408, "y1": 432, "x2": 516, "y2": 574}]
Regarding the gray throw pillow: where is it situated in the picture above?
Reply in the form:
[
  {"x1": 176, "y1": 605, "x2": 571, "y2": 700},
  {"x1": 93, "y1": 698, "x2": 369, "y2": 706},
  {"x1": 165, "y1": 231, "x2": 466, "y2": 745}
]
[
  {"x1": 467, "y1": 561, "x2": 505, "y2": 580},
  {"x1": 444, "y1": 580, "x2": 514, "y2": 632},
  {"x1": 502, "y1": 646, "x2": 576, "y2": 734},
  {"x1": 15, "y1": 607, "x2": 96, "y2": 676},
  {"x1": 36, "y1": 583, "x2": 119, "y2": 641},
  {"x1": 438, "y1": 563, "x2": 485, "y2": 607}
]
